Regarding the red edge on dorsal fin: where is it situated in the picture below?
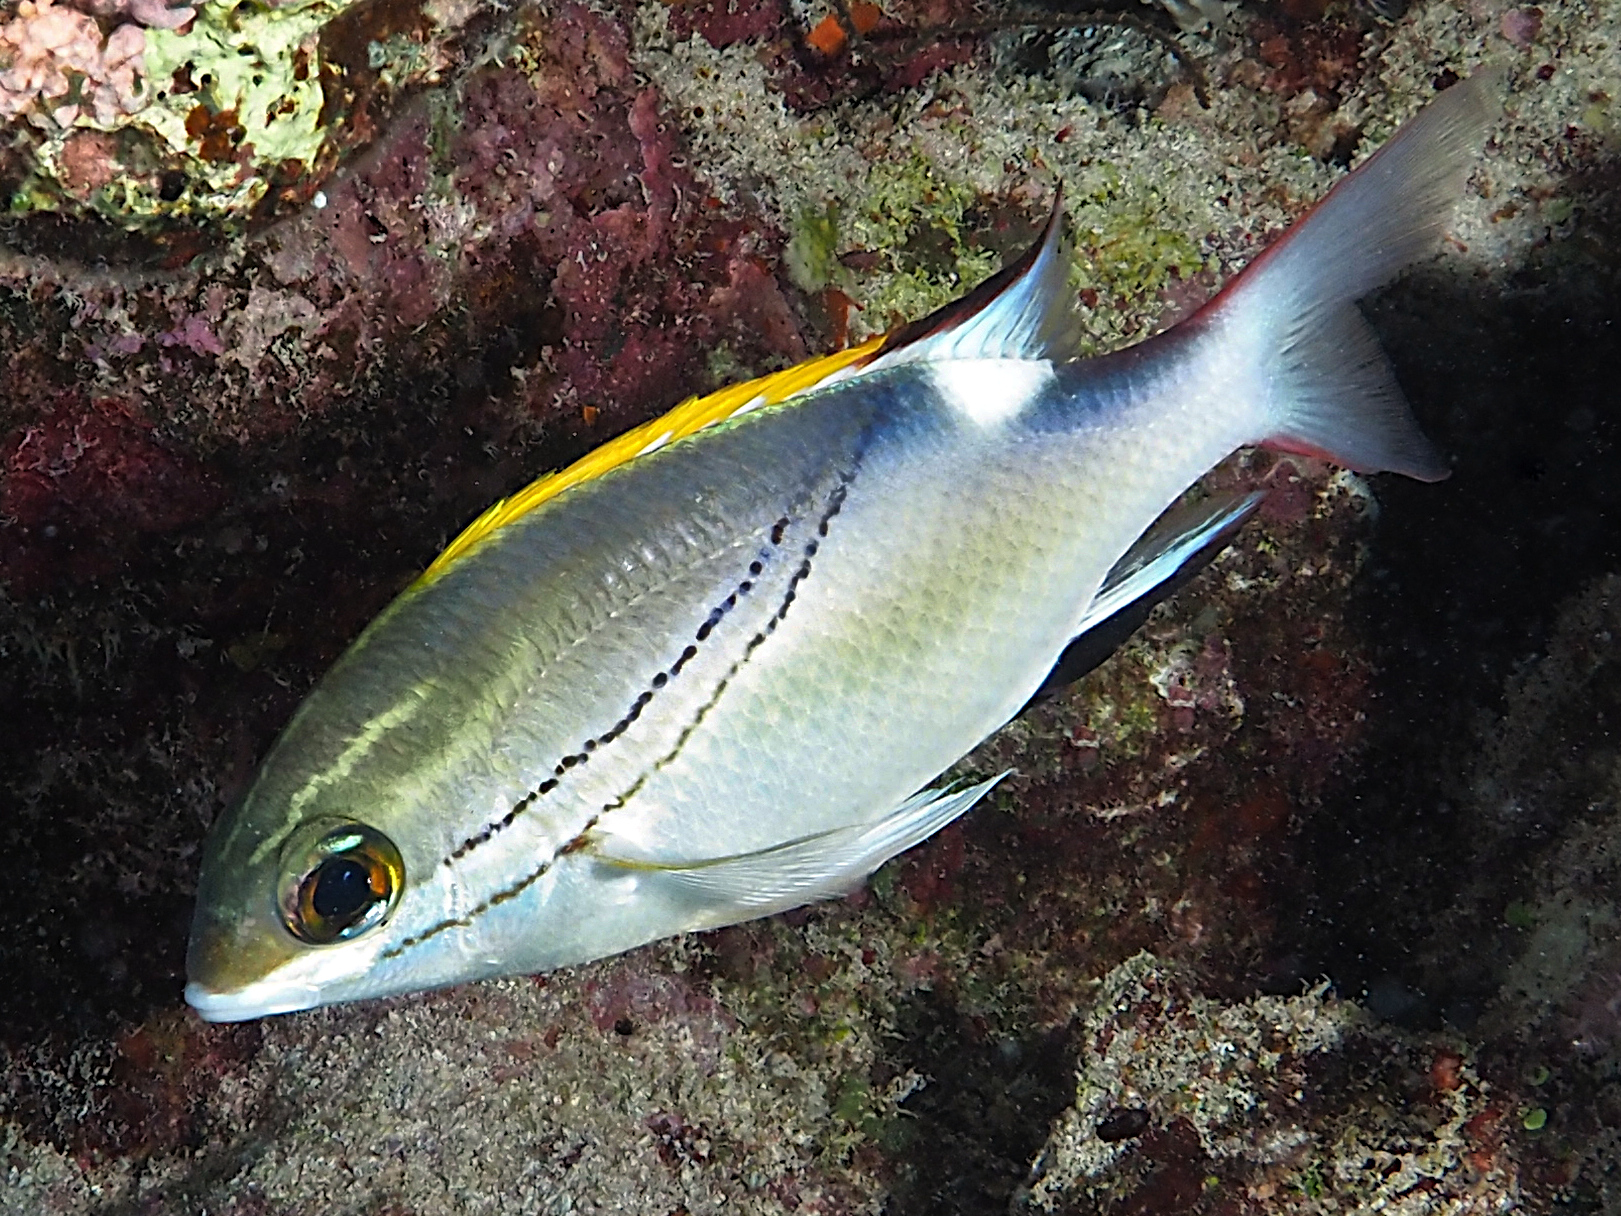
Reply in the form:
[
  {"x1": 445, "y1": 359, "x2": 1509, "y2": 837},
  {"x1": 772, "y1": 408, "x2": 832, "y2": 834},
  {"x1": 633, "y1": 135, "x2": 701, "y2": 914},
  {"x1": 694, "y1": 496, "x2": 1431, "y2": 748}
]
[{"x1": 874, "y1": 186, "x2": 1066, "y2": 358}]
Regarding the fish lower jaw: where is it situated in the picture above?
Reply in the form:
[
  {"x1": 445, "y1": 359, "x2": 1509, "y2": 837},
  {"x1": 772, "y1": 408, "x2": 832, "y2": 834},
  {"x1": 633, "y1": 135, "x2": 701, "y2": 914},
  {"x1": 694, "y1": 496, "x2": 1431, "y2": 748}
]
[{"x1": 185, "y1": 978, "x2": 323, "y2": 1023}]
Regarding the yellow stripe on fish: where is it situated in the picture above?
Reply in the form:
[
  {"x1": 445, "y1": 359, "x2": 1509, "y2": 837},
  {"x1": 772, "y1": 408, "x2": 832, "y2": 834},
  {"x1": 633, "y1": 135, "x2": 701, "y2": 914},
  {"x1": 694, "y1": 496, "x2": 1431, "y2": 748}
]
[{"x1": 418, "y1": 335, "x2": 888, "y2": 585}]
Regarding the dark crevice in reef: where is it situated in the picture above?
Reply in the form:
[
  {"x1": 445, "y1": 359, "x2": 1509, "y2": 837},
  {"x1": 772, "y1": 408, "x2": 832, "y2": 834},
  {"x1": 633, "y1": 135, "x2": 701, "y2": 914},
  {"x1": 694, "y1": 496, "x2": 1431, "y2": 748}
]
[
  {"x1": 882, "y1": 991, "x2": 1078, "y2": 1216},
  {"x1": 1286, "y1": 160, "x2": 1621, "y2": 1030},
  {"x1": 0, "y1": 322, "x2": 548, "y2": 1046}
]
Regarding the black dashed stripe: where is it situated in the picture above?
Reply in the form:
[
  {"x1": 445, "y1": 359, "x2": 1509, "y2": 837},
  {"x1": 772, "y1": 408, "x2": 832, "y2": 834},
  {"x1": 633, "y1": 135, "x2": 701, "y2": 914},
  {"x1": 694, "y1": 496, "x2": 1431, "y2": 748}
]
[
  {"x1": 405, "y1": 467, "x2": 862, "y2": 957},
  {"x1": 403, "y1": 441, "x2": 875, "y2": 959},
  {"x1": 443, "y1": 525, "x2": 789, "y2": 866},
  {"x1": 383, "y1": 851, "x2": 562, "y2": 958},
  {"x1": 634, "y1": 478, "x2": 852, "y2": 784}
]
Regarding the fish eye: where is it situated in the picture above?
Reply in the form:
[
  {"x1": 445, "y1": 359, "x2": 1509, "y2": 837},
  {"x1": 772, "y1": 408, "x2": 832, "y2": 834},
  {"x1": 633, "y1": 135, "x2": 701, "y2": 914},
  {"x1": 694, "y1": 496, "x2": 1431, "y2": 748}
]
[{"x1": 277, "y1": 820, "x2": 404, "y2": 945}]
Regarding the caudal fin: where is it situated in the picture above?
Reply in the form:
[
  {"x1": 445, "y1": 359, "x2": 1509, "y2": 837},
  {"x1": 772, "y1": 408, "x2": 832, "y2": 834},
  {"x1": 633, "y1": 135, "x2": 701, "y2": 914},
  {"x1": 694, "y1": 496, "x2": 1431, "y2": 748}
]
[{"x1": 1201, "y1": 70, "x2": 1501, "y2": 481}]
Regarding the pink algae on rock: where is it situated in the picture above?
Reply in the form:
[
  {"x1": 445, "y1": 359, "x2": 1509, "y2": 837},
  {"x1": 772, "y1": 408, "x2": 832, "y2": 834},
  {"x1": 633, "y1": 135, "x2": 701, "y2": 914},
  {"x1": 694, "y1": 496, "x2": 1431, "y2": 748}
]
[
  {"x1": 665, "y1": 0, "x2": 787, "y2": 48},
  {"x1": 1500, "y1": 6, "x2": 1544, "y2": 50},
  {"x1": 0, "y1": 0, "x2": 146, "y2": 126},
  {"x1": 0, "y1": 0, "x2": 1616, "y2": 1210},
  {"x1": 73, "y1": 0, "x2": 194, "y2": 31}
]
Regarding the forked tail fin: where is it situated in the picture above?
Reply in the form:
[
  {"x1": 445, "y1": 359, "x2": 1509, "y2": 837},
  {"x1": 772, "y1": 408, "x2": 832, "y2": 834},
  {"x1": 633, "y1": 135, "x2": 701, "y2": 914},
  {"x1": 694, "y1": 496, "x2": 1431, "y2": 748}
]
[{"x1": 1197, "y1": 70, "x2": 1501, "y2": 481}]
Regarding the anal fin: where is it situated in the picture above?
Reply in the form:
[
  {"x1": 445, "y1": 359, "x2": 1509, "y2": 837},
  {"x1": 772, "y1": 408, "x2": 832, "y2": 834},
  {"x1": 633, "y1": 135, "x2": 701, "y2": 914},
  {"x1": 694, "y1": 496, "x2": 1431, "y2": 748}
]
[{"x1": 1032, "y1": 490, "x2": 1264, "y2": 700}]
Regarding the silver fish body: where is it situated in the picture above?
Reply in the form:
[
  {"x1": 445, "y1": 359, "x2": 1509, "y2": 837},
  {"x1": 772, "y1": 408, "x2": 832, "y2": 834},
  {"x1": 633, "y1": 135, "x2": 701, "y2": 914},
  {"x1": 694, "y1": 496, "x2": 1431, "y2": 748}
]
[{"x1": 187, "y1": 73, "x2": 1497, "y2": 1021}]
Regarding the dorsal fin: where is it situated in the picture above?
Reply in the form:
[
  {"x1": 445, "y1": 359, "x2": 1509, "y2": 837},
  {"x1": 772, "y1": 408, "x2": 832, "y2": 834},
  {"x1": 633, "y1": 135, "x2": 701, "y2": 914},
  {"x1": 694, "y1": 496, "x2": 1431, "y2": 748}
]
[
  {"x1": 864, "y1": 191, "x2": 1082, "y2": 370},
  {"x1": 417, "y1": 192, "x2": 1076, "y2": 587},
  {"x1": 417, "y1": 334, "x2": 886, "y2": 585}
]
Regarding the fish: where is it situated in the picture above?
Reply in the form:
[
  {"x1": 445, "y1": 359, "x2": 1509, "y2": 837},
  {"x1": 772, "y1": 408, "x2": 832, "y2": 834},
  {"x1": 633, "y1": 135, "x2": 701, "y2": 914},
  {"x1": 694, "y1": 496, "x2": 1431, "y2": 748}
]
[{"x1": 185, "y1": 72, "x2": 1497, "y2": 1022}]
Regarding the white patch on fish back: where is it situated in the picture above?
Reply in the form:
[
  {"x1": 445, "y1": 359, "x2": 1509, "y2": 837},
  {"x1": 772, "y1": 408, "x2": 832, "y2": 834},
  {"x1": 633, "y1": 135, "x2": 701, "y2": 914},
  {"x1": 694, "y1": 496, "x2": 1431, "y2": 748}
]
[{"x1": 928, "y1": 358, "x2": 1055, "y2": 429}]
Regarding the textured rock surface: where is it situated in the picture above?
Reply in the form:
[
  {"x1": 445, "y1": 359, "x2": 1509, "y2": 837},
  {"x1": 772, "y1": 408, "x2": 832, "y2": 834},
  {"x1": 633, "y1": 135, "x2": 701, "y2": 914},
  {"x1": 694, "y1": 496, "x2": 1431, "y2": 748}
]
[{"x1": 1, "y1": 0, "x2": 1618, "y2": 1212}]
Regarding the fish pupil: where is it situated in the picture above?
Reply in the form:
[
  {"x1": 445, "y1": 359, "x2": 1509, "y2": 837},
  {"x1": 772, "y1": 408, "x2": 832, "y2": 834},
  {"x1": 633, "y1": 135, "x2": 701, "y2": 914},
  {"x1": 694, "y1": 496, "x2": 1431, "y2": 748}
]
[{"x1": 312, "y1": 857, "x2": 374, "y2": 923}]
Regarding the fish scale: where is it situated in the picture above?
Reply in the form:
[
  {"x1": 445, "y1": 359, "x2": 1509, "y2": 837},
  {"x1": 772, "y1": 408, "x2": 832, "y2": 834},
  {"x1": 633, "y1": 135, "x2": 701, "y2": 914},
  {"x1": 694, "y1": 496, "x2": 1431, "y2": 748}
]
[{"x1": 186, "y1": 73, "x2": 1498, "y2": 1020}]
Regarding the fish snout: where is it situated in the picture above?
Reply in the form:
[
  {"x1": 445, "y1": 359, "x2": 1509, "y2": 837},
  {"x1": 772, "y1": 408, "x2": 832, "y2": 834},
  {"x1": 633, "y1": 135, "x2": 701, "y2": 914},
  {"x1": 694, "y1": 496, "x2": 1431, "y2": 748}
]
[{"x1": 184, "y1": 905, "x2": 305, "y2": 1022}]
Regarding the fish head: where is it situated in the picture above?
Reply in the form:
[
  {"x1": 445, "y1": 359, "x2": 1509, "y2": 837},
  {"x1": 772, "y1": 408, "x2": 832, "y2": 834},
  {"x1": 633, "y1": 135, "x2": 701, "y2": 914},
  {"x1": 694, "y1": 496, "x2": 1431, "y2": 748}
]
[{"x1": 184, "y1": 720, "x2": 489, "y2": 1021}]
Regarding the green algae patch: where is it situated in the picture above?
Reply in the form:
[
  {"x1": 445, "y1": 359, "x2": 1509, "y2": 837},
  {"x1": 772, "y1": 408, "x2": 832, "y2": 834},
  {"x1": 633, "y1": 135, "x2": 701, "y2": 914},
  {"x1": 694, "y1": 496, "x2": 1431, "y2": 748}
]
[
  {"x1": 1062, "y1": 169, "x2": 1208, "y2": 344},
  {"x1": 786, "y1": 201, "x2": 840, "y2": 294},
  {"x1": 138, "y1": 0, "x2": 342, "y2": 213},
  {"x1": 11, "y1": 0, "x2": 359, "y2": 233},
  {"x1": 840, "y1": 151, "x2": 1001, "y2": 326},
  {"x1": 783, "y1": 151, "x2": 1007, "y2": 327}
]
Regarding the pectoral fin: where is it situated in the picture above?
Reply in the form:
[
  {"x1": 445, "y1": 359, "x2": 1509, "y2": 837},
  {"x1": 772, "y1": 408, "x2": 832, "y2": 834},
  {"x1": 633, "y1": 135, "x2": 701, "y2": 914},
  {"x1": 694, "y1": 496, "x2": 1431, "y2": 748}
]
[
  {"x1": 1032, "y1": 490, "x2": 1264, "y2": 699},
  {"x1": 592, "y1": 773, "x2": 1008, "y2": 917}
]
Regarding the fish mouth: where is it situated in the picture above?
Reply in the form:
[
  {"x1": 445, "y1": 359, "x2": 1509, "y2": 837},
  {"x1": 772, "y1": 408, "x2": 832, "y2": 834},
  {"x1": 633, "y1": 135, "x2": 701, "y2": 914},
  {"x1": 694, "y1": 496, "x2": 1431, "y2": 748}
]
[
  {"x1": 185, "y1": 906, "x2": 312, "y2": 1021},
  {"x1": 186, "y1": 978, "x2": 322, "y2": 1023},
  {"x1": 185, "y1": 909, "x2": 388, "y2": 1021}
]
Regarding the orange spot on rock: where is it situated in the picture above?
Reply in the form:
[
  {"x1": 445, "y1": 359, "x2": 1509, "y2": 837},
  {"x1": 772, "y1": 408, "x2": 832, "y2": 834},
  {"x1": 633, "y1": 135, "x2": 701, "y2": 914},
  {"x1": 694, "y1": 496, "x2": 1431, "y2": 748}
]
[
  {"x1": 1464, "y1": 1105, "x2": 1504, "y2": 1173},
  {"x1": 848, "y1": 1, "x2": 882, "y2": 34},
  {"x1": 1430, "y1": 1049, "x2": 1464, "y2": 1092},
  {"x1": 185, "y1": 104, "x2": 246, "y2": 162},
  {"x1": 823, "y1": 287, "x2": 859, "y2": 349},
  {"x1": 807, "y1": 13, "x2": 845, "y2": 55}
]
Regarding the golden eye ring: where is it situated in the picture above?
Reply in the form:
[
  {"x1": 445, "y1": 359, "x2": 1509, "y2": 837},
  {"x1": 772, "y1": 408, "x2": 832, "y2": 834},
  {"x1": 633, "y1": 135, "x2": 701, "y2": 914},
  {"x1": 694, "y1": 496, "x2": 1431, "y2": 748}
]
[{"x1": 277, "y1": 820, "x2": 404, "y2": 945}]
